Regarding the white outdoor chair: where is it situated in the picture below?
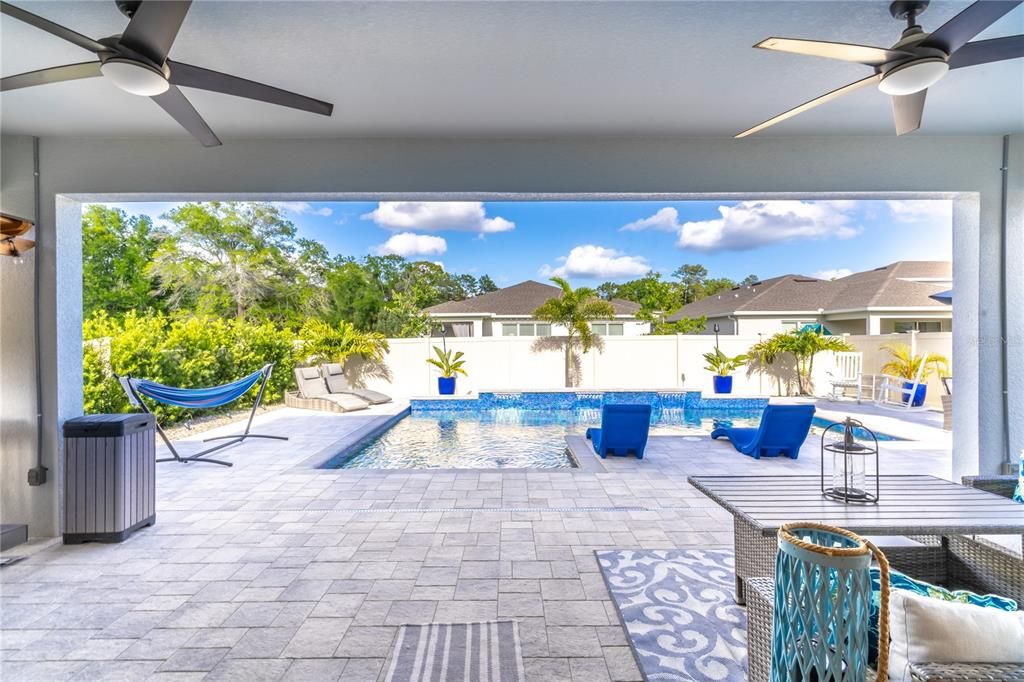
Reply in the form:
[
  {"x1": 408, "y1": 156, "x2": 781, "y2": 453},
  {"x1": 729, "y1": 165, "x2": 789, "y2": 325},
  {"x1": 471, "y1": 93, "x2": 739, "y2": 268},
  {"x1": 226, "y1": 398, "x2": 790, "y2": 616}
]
[
  {"x1": 826, "y1": 351, "x2": 863, "y2": 402},
  {"x1": 874, "y1": 360, "x2": 928, "y2": 411}
]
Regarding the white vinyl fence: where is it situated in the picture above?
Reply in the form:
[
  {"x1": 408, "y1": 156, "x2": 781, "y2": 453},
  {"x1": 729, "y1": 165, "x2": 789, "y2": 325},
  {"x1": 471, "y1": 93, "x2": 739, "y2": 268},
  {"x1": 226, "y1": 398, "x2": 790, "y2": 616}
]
[{"x1": 350, "y1": 332, "x2": 952, "y2": 407}]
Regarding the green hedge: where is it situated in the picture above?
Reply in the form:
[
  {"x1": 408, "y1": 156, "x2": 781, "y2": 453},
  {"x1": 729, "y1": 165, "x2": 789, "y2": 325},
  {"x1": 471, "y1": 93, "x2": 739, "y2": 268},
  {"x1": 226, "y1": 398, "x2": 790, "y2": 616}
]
[{"x1": 84, "y1": 312, "x2": 296, "y2": 424}]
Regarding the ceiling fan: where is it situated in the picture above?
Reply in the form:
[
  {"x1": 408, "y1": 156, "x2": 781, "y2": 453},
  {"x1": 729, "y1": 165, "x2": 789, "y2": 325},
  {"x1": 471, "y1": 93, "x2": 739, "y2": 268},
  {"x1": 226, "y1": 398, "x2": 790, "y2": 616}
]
[
  {"x1": 737, "y1": 0, "x2": 1023, "y2": 138},
  {"x1": 0, "y1": 0, "x2": 333, "y2": 147},
  {"x1": 0, "y1": 212, "x2": 35, "y2": 258}
]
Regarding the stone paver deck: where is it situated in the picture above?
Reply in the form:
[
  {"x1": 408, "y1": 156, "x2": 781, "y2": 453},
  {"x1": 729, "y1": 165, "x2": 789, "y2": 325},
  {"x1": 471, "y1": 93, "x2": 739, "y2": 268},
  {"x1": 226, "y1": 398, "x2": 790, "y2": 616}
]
[{"x1": 1, "y1": 404, "x2": 951, "y2": 681}]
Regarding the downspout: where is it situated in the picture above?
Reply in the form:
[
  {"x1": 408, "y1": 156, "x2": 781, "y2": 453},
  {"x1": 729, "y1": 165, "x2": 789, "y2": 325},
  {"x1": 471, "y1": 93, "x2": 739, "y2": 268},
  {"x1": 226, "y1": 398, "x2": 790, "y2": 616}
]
[
  {"x1": 999, "y1": 134, "x2": 1012, "y2": 474},
  {"x1": 28, "y1": 136, "x2": 47, "y2": 486}
]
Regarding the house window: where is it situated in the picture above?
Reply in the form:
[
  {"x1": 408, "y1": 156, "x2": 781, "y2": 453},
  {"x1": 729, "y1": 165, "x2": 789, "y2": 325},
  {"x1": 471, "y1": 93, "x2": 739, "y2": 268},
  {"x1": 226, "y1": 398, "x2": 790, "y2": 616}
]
[
  {"x1": 434, "y1": 321, "x2": 474, "y2": 337},
  {"x1": 502, "y1": 323, "x2": 552, "y2": 336},
  {"x1": 895, "y1": 321, "x2": 943, "y2": 333},
  {"x1": 592, "y1": 322, "x2": 624, "y2": 336}
]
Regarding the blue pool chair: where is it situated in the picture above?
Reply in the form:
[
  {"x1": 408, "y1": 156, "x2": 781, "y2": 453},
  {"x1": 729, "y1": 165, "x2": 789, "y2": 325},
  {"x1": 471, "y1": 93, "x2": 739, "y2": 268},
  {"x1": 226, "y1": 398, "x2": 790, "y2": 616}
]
[
  {"x1": 710, "y1": 404, "x2": 815, "y2": 460},
  {"x1": 585, "y1": 404, "x2": 651, "y2": 459}
]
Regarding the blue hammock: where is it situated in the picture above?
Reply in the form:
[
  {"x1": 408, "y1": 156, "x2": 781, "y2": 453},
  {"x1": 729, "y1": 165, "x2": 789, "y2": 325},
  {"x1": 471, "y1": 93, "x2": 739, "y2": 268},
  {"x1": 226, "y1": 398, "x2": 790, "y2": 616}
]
[
  {"x1": 118, "y1": 363, "x2": 287, "y2": 467},
  {"x1": 131, "y1": 369, "x2": 266, "y2": 409}
]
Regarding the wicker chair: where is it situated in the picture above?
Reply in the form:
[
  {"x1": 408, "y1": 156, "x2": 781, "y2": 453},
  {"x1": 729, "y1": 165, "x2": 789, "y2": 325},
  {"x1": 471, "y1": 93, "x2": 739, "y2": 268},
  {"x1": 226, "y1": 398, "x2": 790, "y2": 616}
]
[{"x1": 746, "y1": 475, "x2": 1024, "y2": 682}]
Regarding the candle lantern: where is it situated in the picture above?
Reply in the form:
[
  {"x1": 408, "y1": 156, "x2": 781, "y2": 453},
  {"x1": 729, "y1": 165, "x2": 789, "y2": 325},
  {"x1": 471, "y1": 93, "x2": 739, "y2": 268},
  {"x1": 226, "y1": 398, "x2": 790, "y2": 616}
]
[{"x1": 821, "y1": 417, "x2": 880, "y2": 504}]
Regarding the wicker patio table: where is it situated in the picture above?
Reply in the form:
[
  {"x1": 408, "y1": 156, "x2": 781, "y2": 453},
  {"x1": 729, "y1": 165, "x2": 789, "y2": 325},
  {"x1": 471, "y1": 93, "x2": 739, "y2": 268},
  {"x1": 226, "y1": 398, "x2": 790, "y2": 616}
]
[{"x1": 687, "y1": 474, "x2": 1024, "y2": 605}]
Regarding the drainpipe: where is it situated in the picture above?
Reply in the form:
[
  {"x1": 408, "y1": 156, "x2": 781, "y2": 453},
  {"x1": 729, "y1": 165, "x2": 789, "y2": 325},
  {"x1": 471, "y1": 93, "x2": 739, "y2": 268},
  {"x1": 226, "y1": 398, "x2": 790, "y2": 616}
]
[
  {"x1": 28, "y1": 136, "x2": 47, "y2": 487},
  {"x1": 999, "y1": 134, "x2": 1012, "y2": 474}
]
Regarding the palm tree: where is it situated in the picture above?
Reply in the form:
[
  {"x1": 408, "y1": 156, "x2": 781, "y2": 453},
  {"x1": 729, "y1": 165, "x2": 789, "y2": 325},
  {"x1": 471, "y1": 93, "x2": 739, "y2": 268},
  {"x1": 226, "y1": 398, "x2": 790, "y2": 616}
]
[
  {"x1": 879, "y1": 342, "x2": 949, "y2": 380},
  {"x1": 299, "y1": 318, "x2": 389, "y2": 366},
  {"x1": 748, "y1": 329, "x2": 854, "y2": 396},
  {"x1": 533, "y1": 277, "x2": 615, "y2": 387}
]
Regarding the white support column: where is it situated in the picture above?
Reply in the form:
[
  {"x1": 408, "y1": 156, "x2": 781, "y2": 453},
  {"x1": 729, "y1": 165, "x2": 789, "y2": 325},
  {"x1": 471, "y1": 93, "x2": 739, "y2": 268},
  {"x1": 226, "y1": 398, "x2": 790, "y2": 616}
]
[{"x1": 867, "y1": 315, "x2": 882, "y2": 335}]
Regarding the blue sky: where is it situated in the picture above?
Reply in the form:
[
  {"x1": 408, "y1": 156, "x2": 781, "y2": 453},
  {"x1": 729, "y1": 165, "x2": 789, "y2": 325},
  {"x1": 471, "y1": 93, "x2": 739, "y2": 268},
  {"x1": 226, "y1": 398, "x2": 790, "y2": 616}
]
[{"x1": 97, "y1": 199, "x2": 952, "y2": 286}]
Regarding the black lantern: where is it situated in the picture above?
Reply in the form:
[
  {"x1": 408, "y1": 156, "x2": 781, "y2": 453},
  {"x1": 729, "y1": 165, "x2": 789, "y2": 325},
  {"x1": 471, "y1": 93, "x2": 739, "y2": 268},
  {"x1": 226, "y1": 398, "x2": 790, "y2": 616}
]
[{"x1": 821, "y1": 417, "x2": 880, "y2": 504}]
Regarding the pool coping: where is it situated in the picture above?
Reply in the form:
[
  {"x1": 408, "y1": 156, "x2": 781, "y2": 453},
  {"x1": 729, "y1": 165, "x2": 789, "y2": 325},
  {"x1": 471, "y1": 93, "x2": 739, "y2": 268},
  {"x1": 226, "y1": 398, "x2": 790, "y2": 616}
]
[{"x1": 303, "y1": 407, "x2": 411, "y2": 469}]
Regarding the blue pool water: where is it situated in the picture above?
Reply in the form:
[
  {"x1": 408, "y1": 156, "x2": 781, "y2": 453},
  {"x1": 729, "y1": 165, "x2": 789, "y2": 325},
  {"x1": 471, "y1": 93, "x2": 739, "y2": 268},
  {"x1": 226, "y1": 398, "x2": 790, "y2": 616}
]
[{"x1": 327, "y1": 393, "x2": 900, "y2": 469}]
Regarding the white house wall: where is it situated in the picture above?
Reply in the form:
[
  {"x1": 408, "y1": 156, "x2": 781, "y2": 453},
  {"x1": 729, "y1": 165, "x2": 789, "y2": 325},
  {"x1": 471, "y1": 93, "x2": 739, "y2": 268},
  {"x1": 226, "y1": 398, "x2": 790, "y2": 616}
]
[{"x1": 0, "y1": 132, "x2": 1018, "y2": 537}]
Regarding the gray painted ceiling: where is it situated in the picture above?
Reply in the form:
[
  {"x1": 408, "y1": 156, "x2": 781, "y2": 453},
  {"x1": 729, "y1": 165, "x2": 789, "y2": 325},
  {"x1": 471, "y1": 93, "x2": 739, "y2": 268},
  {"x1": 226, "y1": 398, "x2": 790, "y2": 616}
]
[{"x1": 2, "y1": 1, "x2": 1022, "y2": 140}]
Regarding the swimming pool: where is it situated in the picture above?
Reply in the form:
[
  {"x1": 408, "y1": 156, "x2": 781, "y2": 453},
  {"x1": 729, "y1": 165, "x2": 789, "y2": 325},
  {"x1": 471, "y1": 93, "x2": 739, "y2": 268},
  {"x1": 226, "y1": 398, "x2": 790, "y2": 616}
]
[{"x1": 323, "y1": 391, "x2": 900, "y2": 470}]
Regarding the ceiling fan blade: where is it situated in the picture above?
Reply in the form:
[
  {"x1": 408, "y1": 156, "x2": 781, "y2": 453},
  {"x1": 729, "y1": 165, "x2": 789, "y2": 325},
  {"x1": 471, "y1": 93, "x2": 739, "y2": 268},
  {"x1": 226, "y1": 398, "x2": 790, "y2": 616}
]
[
  {"x1": 949, "y1": 34, "x2": 1024, "y2": 68},
  {"x1": 117, "y1": 0, "x2": 191, "y2": 66},
  {"x1": 735, "y1": 73, "x2": 881, "y2": 138},
  {"x1": 754, "y1": 37, "x2": 913, "y2": 66},
  {"x1": 151, "y1": 85, "x2": 221, "y2": 147},
  {"x1": 892, "y1": 90, "x2": 927, "y2": 135},
  {"x1": 921, "y1": 0, "x2": 1023, "y2": 55},
  {"x1": 1, "y1": 61, "x2": 101, "y2": 91},
  {"x1": 0, "y1": 237, "x2": 36, "y2": 257},
  {"x1": 0, "y1": 1, "x2": 107, "y2": 54},
  {"x1": 167, "y1": 61, "x2": 333, "y2": 116}
]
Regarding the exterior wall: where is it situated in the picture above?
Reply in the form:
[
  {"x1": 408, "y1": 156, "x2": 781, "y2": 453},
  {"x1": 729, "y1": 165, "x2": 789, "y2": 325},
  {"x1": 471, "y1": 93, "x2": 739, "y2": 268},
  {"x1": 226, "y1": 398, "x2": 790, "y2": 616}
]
[
  {"x1": 735, "y1": 315, "x2": 819, "y2": 337},
  {"x1": 701, "y1": 316, "x2": 735, "y2": 336},
  {"x1": 360, "y1": 334, "x2": 831, "y2": 398},
  {"x1": 0, "y1": 136, "x2": 46, "y2": 537},
  {"x1": 0, "y1": 131, "x2": 1017, "y2": 536}
]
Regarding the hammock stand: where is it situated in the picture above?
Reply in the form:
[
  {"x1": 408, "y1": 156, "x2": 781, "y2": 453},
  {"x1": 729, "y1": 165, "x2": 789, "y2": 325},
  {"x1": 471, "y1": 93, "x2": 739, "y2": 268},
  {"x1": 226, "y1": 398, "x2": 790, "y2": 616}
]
[{"x1": 118, "y1": 363, "x2": 287, "y2": 467}]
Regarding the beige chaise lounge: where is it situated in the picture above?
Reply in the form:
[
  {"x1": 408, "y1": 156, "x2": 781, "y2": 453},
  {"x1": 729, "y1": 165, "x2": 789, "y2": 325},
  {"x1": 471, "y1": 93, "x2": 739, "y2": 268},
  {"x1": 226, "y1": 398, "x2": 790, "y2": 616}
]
[
  {"x1": 321, "y1": 364, "x2": 392, "y2": 405},
  {"x1": 291, "y1": 367, "x2": 369, "y2": 412}
]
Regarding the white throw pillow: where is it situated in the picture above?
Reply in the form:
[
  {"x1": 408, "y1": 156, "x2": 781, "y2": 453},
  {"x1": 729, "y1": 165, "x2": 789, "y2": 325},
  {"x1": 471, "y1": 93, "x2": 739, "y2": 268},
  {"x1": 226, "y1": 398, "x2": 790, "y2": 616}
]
[{"x1": 888, "y1": 590, "x2": 1024, "y2": 682}]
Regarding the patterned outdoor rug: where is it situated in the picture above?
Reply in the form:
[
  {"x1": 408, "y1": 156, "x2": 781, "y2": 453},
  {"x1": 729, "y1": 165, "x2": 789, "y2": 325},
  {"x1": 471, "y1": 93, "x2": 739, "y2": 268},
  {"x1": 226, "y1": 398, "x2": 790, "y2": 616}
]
[
  {"x1": 596, "y1": 549, "x2": 747, "y2": 682},
  {"x1": 383, "y1": 620, "x2": 525, "y2": 682}
]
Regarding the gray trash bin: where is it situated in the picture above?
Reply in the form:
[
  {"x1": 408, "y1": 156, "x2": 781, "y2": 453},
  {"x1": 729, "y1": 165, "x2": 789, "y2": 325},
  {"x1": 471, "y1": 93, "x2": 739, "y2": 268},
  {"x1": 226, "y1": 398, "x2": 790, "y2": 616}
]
[{"x1": 63, "y1": 414, "x2": 156, "y2": 544}]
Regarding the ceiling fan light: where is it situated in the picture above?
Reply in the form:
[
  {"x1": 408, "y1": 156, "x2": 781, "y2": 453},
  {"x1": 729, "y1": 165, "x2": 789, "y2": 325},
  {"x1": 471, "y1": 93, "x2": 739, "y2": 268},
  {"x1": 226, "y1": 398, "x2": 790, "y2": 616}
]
[
  {"x1": 100, "y1": 58, "x2": 169, "y2": 96},
  {"x1": 878, "y1": 58, "x2": 949, "y2": 96}
]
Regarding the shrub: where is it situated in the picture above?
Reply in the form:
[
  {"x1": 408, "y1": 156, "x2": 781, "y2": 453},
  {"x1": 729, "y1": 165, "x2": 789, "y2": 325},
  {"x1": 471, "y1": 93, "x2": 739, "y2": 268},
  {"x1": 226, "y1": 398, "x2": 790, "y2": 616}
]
[{"x1": 83, "y1": 311, "x2": 296, "y2": 424}]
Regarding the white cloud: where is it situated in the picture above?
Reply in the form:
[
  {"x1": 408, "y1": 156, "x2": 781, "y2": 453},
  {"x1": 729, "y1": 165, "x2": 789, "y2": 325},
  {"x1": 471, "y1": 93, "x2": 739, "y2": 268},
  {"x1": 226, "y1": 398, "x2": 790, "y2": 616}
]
[
  {"x1": 675, "y1": 200, "x2": 861, "y2": 252},
  {"x1": 621, "y1": 207, "x2": 682, "y2": 232},
  {"x1": 374, "y1": 232, "x2": 448, "y2": 257},
  {"x1": 812, "y1": 268, "x2": 853, "y2": 281},
  {"x1": 540, "y1": 245, "x2": 650, "y2": 279},
  {"x1": 271, "y1": 201, "x2": 333, "y2": 217},
  {"x1": 362, "y1": 202, "x2": 514, "y2": 233},
  {"x1": 886, "y1": 200, "x2": 952, "y2": 223}
]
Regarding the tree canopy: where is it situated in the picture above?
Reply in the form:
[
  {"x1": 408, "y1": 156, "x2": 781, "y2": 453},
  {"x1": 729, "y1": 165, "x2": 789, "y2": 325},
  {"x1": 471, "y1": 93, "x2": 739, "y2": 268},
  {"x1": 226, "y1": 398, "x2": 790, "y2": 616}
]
[{"x1": 83, "y1": 201, "x2": 497, "y2": 337}]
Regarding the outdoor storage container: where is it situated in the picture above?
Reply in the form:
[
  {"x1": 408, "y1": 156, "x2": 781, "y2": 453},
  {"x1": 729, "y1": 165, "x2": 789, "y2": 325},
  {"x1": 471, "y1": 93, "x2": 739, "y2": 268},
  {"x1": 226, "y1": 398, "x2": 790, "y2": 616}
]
[{"x1": 63, "y1": 414, "x2": 156, "y2": 544}]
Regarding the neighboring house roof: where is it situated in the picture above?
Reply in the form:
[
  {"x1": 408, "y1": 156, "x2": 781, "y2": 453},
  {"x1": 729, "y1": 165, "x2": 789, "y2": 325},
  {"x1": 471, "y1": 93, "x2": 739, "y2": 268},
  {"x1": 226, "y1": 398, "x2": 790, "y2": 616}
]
[
  {"x1": 668, "y1": 261, "x2": 951, "y2": 321},
  {"x1": 423, "y1": 280, "x2": 642, "y2": 316}
]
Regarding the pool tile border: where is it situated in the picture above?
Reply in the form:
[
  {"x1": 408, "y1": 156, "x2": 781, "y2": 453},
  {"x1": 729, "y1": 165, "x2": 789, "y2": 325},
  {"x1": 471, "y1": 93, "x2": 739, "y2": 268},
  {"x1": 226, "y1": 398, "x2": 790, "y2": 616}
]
[{"x1": 411, "y1": 390, "x2": 769, "y2": 413}]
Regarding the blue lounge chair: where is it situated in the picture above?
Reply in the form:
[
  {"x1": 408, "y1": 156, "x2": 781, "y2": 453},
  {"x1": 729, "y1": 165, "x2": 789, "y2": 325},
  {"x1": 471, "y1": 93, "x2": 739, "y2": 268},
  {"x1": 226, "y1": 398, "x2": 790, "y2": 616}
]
[
  {"x1": 710, "y1": 404, "x2": 815, "y2": 459},
  {"x1": 585, "y1": 404, "x2": 651, "y2": 459}
]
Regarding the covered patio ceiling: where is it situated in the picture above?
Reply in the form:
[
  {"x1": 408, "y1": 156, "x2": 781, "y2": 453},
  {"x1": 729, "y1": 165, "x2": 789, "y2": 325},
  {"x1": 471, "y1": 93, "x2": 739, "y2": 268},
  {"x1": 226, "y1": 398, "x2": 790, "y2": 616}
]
[{"x1": 1, "y1": 0, "x2": 1022, "y2": 141}]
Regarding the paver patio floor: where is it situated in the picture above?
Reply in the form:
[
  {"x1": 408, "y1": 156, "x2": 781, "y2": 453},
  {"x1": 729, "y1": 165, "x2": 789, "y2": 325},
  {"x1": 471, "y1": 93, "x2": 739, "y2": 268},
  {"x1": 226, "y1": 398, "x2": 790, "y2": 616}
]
[{"x1": 1, "y1": 405, "x2": 951, "y2": 681}]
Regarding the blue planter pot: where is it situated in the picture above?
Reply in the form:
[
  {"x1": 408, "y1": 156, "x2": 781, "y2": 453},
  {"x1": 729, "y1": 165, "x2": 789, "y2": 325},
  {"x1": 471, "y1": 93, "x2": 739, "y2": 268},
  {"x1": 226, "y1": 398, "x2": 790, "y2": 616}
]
[
  {"x1": 903, "y1": 381, "x2": 927, "y2": 407},
  {"x1": 438, "y1": 377, "x2": 456, "y2": 395},
  {"x1": 713, "y1": 375, "x2": 733, "y2": 394}
]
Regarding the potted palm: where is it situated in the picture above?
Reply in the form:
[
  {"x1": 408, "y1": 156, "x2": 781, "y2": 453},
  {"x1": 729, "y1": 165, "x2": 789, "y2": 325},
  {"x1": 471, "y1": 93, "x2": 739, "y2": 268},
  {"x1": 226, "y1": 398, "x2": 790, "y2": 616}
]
[
  {"x1": 879, "y1": 342, "x2": 949, "y2": 407},
  {"x1": 427, "y1": 346, "x2": 467, "y2": 395},
  {"x1": 702, "y1": 347, "x2": 749, "y2": 394}
]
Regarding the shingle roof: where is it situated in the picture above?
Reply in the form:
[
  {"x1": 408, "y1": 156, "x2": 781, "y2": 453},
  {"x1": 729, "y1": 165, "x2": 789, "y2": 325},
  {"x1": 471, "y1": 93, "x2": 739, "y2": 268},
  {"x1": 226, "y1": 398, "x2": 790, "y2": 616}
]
[
  {"x1": 668, "y1": 261, "x2": 951, "y2": 320},
  {"x1": 424, "y1": 280, "x2": 641, "y2": 316}
]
